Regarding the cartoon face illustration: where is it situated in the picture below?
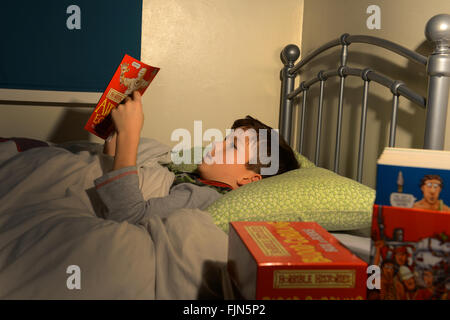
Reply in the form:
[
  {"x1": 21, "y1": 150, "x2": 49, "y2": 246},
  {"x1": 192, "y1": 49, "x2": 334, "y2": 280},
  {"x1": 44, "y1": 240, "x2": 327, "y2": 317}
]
[
  {"x1": 421, "y1": 178, "x2": 443, "y2": 205},
  {"x1": 382, "y1": 261, "x2": 395, "y2": 279},
  {"x1": 120, "y1": 63, "x2": 130, "y2": 74},
  {"x1": 394, "y1": 247, "x2": 408, "y2": 266},
  {"x1": 404, "y1": 277, "x2": 416, "y2": 291}
]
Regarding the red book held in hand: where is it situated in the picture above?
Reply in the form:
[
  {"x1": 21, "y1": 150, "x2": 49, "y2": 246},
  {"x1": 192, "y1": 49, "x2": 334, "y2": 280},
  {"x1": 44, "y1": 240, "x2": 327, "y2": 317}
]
[{"x1": 84, "y1": 54, "x2": 160, "y2": 139}]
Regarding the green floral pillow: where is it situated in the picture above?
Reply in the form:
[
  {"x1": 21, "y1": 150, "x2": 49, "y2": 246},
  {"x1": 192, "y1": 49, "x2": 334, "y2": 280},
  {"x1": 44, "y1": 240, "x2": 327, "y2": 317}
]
[
  {"x1": 168, "y1": 148, "x2": 375, "y2": 233},
  {"x1": 207, "y1": 166, "x2": 375, "y2": 233}
]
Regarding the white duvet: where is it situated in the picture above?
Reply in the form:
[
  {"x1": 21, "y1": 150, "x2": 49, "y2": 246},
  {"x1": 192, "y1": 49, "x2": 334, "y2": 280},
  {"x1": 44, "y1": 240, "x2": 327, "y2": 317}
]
[{"x1": 0, "y1": 138, "x2": 230, "y2": 299}]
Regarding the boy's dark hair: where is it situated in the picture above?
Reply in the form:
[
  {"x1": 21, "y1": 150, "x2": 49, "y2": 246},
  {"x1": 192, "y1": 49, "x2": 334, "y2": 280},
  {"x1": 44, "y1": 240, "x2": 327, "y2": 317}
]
[{"x1": 231, "y1": 115, "x2": 300, "y2": 178}]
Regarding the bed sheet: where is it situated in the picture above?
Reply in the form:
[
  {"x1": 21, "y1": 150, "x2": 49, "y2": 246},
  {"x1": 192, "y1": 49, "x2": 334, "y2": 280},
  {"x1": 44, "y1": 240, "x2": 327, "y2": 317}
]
[
  {"x1": 0, "y1": 137, "x2": 230, "y2": 299},
  {"x1": 331, "y1": 231, "x2": 371, "y2": 263},
  {"x1": 0, "y1": 137, "x2": 372, "y2": 299}
]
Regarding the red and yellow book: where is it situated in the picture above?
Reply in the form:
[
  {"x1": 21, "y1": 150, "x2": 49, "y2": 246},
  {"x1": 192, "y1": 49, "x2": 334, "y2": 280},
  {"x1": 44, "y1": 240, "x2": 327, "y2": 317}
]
[
  {"x1": 84, "y1": 54, "x2": 159, "y2": 139},
  {"x1": 228, "y1": 221, "x2": 368, "y2": 300}
]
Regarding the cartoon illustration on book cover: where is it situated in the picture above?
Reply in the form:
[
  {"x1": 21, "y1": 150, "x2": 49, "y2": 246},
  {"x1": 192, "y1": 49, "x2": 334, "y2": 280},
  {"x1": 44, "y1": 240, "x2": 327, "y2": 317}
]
[
  {"x1": 119, "y1": 62, "x2": 152, "y2": 95},
  {"x1": 369, "y1": 206, "x2": 450, "y2": 300},
  {"x1": 84, "y1": 55, "x2": 159, "y2": 139},
  {"x1": 376, "y1": 165, "x2": 450, "y2": 212},
  {"x1": 412, "y1": 175, "x2": 450, "y2": 211}
]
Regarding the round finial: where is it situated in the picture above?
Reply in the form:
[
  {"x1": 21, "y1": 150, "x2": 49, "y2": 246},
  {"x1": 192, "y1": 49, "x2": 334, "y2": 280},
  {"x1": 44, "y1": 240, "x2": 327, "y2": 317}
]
[
  {"x1": 281, "y1": 44, "x2": 300, "y2": 65},
  {"x1": 425, "y1": 14, "x2": 450, "y2": 49}
]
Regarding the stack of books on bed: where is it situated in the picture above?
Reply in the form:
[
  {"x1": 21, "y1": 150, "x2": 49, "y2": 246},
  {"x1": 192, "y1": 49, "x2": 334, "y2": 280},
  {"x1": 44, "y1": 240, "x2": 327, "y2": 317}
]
[{"x1": 369, "y1": 147, "x2": 450, "y2": 300}]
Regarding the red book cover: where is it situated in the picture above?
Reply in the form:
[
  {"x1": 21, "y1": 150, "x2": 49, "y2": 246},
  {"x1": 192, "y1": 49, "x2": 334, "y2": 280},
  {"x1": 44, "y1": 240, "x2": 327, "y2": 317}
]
[
  {"x1": 84, "y1": 54, "x2": 160, "y2": 139},
  {"x1": 369, "y1": 205, "x2": 450, "y2": 300},
  {"x1": 228, "y1": 221, "x2": 368, "y2": 300}
]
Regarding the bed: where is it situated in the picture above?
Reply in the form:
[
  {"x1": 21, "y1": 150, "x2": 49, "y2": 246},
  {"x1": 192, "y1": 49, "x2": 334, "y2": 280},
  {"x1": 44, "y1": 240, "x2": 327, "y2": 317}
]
[{"x1": 0, "y1": 14, "x2": 449, "y2": 300}]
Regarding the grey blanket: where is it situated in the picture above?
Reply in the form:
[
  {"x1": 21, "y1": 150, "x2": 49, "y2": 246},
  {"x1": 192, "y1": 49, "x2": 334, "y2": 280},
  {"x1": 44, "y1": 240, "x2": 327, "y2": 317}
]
[{"x1": 0, "y1": 138, "x2": 230, "y2": 299}]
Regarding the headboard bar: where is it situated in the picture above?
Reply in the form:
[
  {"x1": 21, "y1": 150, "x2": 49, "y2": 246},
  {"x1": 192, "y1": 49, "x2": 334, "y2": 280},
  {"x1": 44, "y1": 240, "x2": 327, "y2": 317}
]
[
  {"x1": 334, "y1": 68, "x2": 347, "y2": 172},
  {"x1": 390, "y1": 94, "x2": 400, "y2": 148},
  {"x1": 289, "y1": 39, "x2": 341, "y2": 75},
  {"x1": 279, "y1": 44, "x2": 301, "y2": 145},
  {"x1": 287, "y1": 67, "x2": 426, "y2": 108},
  {"x1": 314, "y1": 79, "x2": 326, "y2": 166},
  {"x1": 298, "y1": 89, "x2": 307, "y2": 154},
  {"x1": 280, "y1": 14, "x2": 450, "y2": 183},
  {"x1": 289, "y1": 34, "x2": 427, "y2": 76},
  {"x1": 356, "y1": 79, "x2": 370, "y2": 182},
  {"x1": 334, "y1": 41, "x2": 349, "y2": 171},
  {"x1": 345, "y1": 35, "x2": 428, "y2": 65}
]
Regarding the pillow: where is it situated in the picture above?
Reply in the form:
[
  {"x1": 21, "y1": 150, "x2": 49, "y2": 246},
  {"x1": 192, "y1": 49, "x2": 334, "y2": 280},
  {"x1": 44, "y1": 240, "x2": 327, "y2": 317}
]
[
  {"x1": 207, "y1": 165, "x2": 375, "y2": 233},
  {"x1": 293, "y1": 150, "x2": 315, "y2": 169},
  {"x1": 168, "y1": 147, "x2": 375, "y2": 233}
]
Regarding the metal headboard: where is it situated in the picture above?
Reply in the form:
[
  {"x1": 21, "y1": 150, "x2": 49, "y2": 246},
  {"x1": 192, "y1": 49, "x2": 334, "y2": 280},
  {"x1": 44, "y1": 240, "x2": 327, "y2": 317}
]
[{"x1": 279, "y1": 14, "x2": 450, "y2": 183}]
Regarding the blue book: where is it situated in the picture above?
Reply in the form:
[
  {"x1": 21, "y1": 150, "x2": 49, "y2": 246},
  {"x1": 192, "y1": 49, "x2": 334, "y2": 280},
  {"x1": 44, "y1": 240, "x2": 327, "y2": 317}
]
[{"x1": 375, "y1": 148, "x2": 450, "y2": 212}]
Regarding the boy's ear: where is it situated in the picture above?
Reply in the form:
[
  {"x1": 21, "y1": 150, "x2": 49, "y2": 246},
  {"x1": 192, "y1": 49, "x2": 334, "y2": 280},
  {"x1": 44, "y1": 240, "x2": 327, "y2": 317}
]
[{"x1": 237, "y1": 173, "x2": 262, "y2": 187}]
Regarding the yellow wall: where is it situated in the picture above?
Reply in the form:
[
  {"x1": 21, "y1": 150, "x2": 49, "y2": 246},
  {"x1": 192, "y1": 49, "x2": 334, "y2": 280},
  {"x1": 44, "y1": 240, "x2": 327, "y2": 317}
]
[
  {"x1": 298, "y1": 0, "x2": 450, "y2": 188},
  {"x1": 0, "y1": 0, "x2": 303, "y2": 146},
  {"x1": 1, "y1": 0, "x2": 448, "y2": 190}
]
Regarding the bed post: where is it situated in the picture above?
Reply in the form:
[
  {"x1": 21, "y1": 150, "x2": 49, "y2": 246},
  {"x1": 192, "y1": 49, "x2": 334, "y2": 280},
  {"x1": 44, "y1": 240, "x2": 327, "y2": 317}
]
[
  {"x1": 279, "y1": 44, "x2": 300, "y2": 146},
  {"x1": 424, "y1": 14, "x2": 450, "y2": 150}
]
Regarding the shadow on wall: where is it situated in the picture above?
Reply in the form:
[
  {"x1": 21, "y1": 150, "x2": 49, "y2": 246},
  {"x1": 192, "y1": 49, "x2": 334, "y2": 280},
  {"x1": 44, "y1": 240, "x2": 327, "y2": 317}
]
[
  {"x1": 0, "y1": 100, "x2": 95, "y2": 143},
  {"x1": 48, "y1": 107, "x2": 93, "y2": 143}
]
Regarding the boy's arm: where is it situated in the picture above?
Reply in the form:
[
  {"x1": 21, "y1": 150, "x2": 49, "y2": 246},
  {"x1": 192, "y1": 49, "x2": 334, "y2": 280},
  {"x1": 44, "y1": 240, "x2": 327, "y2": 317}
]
[
  {"x1": 110, "y1": 91, "x2": 143, "y2": 171},
  {"x1": 94, "y1": 176, "x2": 222, "y2": 225},
  {"x1": 113, "y1": 132, "x2": 140, "y2": 170},
  {"x1": 94, "y1": 90, "x2": 222, "y2": 225},
  {"x1": 93, "y1": 90, "x2": 147, "y2": 224}
]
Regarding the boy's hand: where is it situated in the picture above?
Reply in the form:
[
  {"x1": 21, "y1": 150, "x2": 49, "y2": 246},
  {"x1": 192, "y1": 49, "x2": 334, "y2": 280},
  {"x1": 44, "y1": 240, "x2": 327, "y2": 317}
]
[{"x1": 111, "y1": 91, "x2": 144, "y2": 137}]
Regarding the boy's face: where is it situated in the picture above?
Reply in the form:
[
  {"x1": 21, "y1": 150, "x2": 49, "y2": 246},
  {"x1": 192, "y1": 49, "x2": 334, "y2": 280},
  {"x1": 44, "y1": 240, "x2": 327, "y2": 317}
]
[{"x1": 197, "y1": 128, "x2": 262, "y2": 189}]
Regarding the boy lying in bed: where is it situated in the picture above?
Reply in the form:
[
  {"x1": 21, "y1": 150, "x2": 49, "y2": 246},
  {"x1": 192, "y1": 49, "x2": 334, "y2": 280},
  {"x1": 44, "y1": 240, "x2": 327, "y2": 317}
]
[{"x1": 94, "y1": 91, "x2": 299, "y2": 224}]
